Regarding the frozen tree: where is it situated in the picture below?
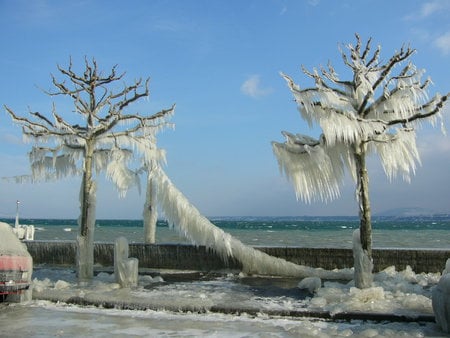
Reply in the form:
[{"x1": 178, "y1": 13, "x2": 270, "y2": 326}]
[
  {"x1": 142, "y1": 162, "x2": 158, "y2": 243},
  {"x1": 133, "y1": 128, "x2": 169, "y2": 244},
  {"x1": 134, "y1": 157, "x2": 163, "y2": 244},
  {"x1": 272, "y1": 34, "x2": 448, "y2": 288},
  {"x1": 151, "y1": 164, "x2": 353, "y2": 280},
  {"x1": 5, "y1": 58, "x2": 174, "y2": 283},
  {"x1": 109, "y1": 151, "x2": 166, "y2": 245}
]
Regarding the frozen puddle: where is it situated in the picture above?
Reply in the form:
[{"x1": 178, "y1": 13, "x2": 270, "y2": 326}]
[{"x1": 1, "y1": 266, "x2": 444, "y2": 337}]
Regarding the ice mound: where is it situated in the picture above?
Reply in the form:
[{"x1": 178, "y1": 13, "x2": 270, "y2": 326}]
[
  {"x1": 0, "y1": 222, "x2": 31, "y2": 256},
  {"x1": 114, "y1": 237, "x2": 138, "y2": 288},
  {"x1": 0, "y1": 222, "x2": 33, "y2": 302},
  {"x1": 352, "y1": 229, "x2": 373, "y2": 289},
  {"x1": 298, "y1": 277, "x2": 321, "y2": 294},
  {"x1": 432, "y1": 259, "x2": 450, "y2": 333},
  {"x1": 308, "y1": 265, "x2": 437, "y2": 316}
]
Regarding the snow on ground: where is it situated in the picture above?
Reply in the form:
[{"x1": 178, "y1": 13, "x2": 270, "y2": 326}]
[
  {"x1": 311, "y1": 265, "x2": 439, "y2": 317},
  {"x1": 3, "y1": 265, "x2": 444, "y2": 337},
  {"x1": 30, "y1": 265, "x2": 440, "y2": 317}
]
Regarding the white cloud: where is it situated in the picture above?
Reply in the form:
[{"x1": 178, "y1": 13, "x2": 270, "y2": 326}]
[
  {"x1": 404, "y1": 0, "x2": 450, "y2": 20},
  {"x1": 240, "y1": 75, "x2": 272, "y2": 98},
  {"x1": 308, "y1": 0, "x2": 320, "y2": 6},
  {"x1": 434, "y1": 32, "x2": 450, "y2": 55},
  {"x1": 404, "y1": 1, "x2": 450, "y2": 55},
  {"x1": 418, "y1": 0, "x2": 447, "y2": 18}
]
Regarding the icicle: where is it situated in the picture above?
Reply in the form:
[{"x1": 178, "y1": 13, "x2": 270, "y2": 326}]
[
  {"x1": 319, "y1": 113, "x2": 386, "y2": 146},
  {"x1": 272, "y1": 133, "x2": 351, "y2": 203},
  {"x1": 15, "y1": 200, "x2": 20, "y2": 229},
  {"x1": 152, "y1": 166, "x2": 352, "y2": 280},
  {"x1": 374, "y1": 128, "x2": 420, "y2": 182},
  {"x1": 105, "y1": 149, "x2": 140, "y2": 197}
]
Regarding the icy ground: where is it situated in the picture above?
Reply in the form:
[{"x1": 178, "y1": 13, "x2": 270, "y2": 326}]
[
  {"x1": 1, "y1": 265, "x2": 447, "y2": 337},
  {"x1": 0, "y1": 301, "x2": 444, "y2": 338}
]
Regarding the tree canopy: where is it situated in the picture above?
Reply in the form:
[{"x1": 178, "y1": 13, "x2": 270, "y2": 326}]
[
  {"x1": 5, "y1": 58, "x2": 174, "y2": 282},
  {"x1": 273, "y1": 34, "x2": 448, "y2": 288},
  {"x1": 273, "y1": 35, "x2": 447, "y2": 204}
]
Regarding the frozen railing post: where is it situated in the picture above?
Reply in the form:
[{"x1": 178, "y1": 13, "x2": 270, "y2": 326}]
[
  {"x1": 114, "y1": 237, "x2": 138, "y2": 288},
  {"x1": 24, "y1": 225, "x2": 35, "y2": 241},
  {"x1": 432, "y1": 258, "x2": 450, "y2": 333}
]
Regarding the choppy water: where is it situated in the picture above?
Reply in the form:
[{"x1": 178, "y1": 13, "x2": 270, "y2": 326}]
[{"x1": 1, "y1": 215, "x2": 449, "y2": 248}]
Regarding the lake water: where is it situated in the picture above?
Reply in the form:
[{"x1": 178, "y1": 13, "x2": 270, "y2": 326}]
[{"x1": 2, "y1": 215, "x2": 449, "y2": 248}]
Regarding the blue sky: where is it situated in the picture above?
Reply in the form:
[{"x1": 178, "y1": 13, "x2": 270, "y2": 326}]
[{"x1": 0, "y1": 0, "x2": 449, "y2": 219}]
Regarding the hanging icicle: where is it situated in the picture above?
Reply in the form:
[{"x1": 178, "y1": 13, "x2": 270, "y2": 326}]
[{"x1": 152, "y1": 165, "x2": 352, "y2": 280}]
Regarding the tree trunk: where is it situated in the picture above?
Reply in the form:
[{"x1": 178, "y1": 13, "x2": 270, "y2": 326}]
[
  {"x1": 143, "y1": 171, "x2": 157, "y2": 244},
  {"x1": 355, "y1": 152, "x2": 372, "y2": 256},
  {"x1": 77, "y1": 143, "x2": 96, "y2": 284},
  {"x1": 353, "y1": 143, "x2": 373, "y2": 288}
]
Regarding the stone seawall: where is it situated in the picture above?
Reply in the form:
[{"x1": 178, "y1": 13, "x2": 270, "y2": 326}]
[{"x1": 25, "y1": 241, "x2": 450, "y2": 273}]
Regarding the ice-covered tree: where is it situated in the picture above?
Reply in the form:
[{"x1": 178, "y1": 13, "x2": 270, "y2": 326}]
[
  {"x1": 133, "y1": 157, "x2": 162, "y2": 244},
  {"x1": 272, "y1": 35, "x2": 448, "y2": 288},
  {"x1": 142, "y1": 162, "x2": 158, "y2": 243},
  {"x1": 4, "y1": 58, "x2": 174, "y2": 283}
]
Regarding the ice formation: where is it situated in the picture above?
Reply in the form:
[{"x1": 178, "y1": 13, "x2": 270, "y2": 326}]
[
  {"x1": 272, "y1": 132, "x2": 350, "y2": 203},
  {"x1": 432, "y1": 258, "x2": 450, "y2": 333},
  {"x1": 143, "y1": 169, "x2": 158, "y2": 243},
  {"x1": 152, "y1": 166, "x2": 352, "y2": 280},
  {"x1": 273, "y1": 36, "x2": 447, "y2": 209},
  {"x1": 297, "y1": 277, "x2": 322, "y2": 294},
  {"x1": 352, "y1": 229, "x2": 373, "y2": 289},
  {"x1": 272, "y1": 70, "x2": 432, "y2": 204},
  {"x1": 12, "y1": 224, "x2": 35, "y2": 241},
  {"x1": 12, "y1": 201, "x2": 35, "y2": 240},
  {"x1": 0, "y1": 222, "x2": 31, "y2": 257},
  {"x1": 26, "y1": 264, "x2": 444, "y2": 337},
  {"x1": 114, "y1": 237, "x2": 138, "y2": 288},
  {"x1": 444, "y1": 258, "x2": 450, "y2": 275},
  {"x1": 271, "y1": 36, "x2": 449, "y2": 293},
  {"x1": 0, "y1": 222, "x2": 33, "y2": 302}
]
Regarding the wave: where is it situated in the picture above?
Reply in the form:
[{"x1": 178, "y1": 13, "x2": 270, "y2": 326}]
[{"x1": 1, "y1": 215, "x2": 449, "y2": 232}]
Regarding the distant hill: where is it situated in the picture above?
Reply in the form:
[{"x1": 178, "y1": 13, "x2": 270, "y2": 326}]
[{"x1": 376, "y1": 207, "x2": 438, "y2": 217}]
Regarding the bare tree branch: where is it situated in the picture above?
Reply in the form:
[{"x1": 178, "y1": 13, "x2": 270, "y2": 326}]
[
  {"x1": 361, "y1": 36, "x2": 372, "y2": 61},
  {"x1": 5, "y1": 58, "x2": 175, "y2": 282},
  {"x1": 386, "y1": 94, "x2": 448, "y2": 126},
  {"x1": 357, "y1": 46, "x2": 416, "y2": 116}
]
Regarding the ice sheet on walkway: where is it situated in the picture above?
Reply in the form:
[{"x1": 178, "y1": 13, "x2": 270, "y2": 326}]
[
  {"x1": 1, "y1": 264, "x2": 445, "y2": 337},
  {"x1": 0, "y1": 300, "x2": 444, "y2": 338},
  {"x1": 31, "y1": 265, "x2": 439, "y2": 318}
]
